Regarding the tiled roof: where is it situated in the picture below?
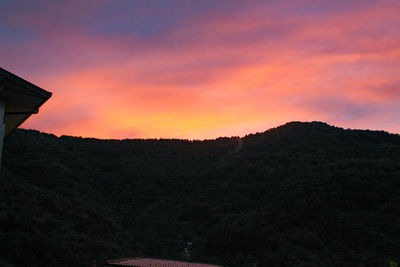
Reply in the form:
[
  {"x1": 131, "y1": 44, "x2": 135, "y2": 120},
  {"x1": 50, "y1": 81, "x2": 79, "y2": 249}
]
[{"x1": 106, "y1": 258, "x2": 222, "y2": 267}]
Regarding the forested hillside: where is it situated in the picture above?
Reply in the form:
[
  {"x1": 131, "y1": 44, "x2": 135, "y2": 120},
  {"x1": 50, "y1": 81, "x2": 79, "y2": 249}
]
[{"x1": 1, "y1": 122, "x2": 399, "y2": 266}]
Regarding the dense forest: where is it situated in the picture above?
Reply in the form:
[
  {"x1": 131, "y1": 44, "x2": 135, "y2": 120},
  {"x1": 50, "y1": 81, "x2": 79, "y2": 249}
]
[{"x1": 0, "y1": 121, "x2": 399, "y2": 266}]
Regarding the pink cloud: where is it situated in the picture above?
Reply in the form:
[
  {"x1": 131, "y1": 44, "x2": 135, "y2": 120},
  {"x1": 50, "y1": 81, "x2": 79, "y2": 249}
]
[{"x1": 2, "y1": 0, "x2": 400, "y2": 138}]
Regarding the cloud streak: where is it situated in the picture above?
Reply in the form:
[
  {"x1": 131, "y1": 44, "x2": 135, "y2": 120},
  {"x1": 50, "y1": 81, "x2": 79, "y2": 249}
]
[{"x1": 1, "y1": 0, "x2": 399, "y2": 139}]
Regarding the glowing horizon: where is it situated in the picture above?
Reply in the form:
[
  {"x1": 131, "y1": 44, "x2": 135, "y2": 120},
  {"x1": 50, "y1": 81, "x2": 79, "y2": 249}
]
[{"x1": 1, "y1": 0, "x2": 399, "y2": 139}]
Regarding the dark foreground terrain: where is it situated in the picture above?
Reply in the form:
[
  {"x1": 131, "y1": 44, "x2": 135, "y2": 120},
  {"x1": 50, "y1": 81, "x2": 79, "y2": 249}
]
[{"x1": 0, "y1": 122, "x2": 399, "y2": 266}]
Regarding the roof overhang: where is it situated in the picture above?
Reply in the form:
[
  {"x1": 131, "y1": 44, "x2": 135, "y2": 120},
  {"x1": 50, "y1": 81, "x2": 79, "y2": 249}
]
[{"x1": 0, "y1": 67, "x2": 52, "y2": 136}]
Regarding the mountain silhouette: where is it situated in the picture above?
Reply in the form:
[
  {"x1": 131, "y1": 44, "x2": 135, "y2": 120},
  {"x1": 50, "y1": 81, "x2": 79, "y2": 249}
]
[{"x1": 1, "y1": 121, "x2": 399, "y2": 266}]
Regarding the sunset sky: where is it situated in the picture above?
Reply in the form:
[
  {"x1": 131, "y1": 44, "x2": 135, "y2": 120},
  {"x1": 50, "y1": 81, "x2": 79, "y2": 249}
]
[{"x1": 1, "y1": 0, "x2": 399, "y2": 139}]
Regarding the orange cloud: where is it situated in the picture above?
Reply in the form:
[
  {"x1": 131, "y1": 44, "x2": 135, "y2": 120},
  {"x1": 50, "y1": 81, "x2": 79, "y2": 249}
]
[{"x1": 6, "y1": 0, "x2": 400, "y2": 139}]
